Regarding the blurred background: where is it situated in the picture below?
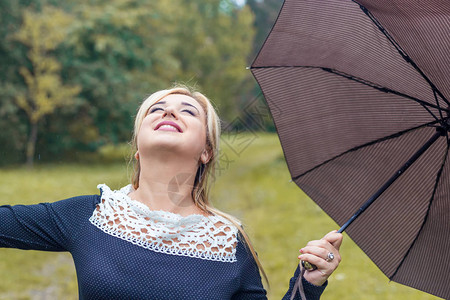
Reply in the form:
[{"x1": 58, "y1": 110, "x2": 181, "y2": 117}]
[
  {"x1": 0, "y1": 0, "x2": 282, "y2": 167},
  {"x1": 0, "y1": 0, "x2": 441, "y2": 299}
]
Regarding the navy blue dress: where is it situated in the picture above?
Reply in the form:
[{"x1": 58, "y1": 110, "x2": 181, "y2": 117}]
[{"x1": 0, "y1": 185, "x2": 326, "y2": 299}]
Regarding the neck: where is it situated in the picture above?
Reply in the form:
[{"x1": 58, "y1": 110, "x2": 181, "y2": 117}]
[{"x1": 130, "y1": 152, "x2": 204, "y2": 216}]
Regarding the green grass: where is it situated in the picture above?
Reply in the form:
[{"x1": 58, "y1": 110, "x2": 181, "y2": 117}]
[
  {"x1": 0, "y1": 163, "x2": 129, "y2": 300},
  {"x1": 0, "y1": 133, "x2": 441, "y2": 299}
]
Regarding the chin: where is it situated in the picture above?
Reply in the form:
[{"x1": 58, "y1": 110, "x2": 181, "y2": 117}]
[
  {"x1": 138, "y1": 130, "x2": 204, "y2": 159},
  {"x1": 146, "y1": 139, "x2": 182, "y2": 152},
  {"x1": 140, "y1": 139, "x2": 199, "y2": 158}
]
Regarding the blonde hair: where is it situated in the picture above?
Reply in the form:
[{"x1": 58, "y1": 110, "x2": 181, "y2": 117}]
[{"x1": 130, "y1": 85, "x2": 268, "y2": 285}]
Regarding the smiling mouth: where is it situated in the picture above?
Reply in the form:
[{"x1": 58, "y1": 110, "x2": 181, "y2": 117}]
[
  {"x1": 158, "y1": 125, "x2": 180, "y2": 132},
  {"x1": 155, "y1": 121, "x2": 183, "y2": 132}
]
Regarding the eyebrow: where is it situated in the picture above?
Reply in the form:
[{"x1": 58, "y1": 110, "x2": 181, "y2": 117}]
[
  {"x1": 151, "y1": 100, "x2": 200, "y2": 113},
  {"x1": 181, "y1": 101, "x2": 200, "y2": 113}
]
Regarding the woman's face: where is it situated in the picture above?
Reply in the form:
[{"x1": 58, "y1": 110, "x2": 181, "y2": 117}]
[{"x1": 137, "y1": 94, "x2": 208, "y2": 163}]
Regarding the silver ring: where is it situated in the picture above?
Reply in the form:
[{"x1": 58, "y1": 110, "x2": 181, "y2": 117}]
[{"x1": 326, "y1": 252, "x2": 335, "y2": 262}]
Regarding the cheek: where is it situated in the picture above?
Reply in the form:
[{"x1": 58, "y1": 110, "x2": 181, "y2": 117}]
[
  {"x1": 136, "y1": 117, "x2": 155, "y2": 143},
  {"x1": 141, "y1": 114, "x2": 155, "y2": 126},
  {"x1": 139, "y1": 115, "x2": 159, "y2": 133},
  {"x1": 192, "y1": 120, "x2": 207, "y2": 140}
]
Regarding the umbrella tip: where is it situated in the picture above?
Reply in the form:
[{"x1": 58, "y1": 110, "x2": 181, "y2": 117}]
[{"x1": 245, "y1": 66, "x2": 250, "y2": 70}]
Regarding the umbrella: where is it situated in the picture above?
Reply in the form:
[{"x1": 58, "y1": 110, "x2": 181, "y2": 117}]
[{"x1": 250, "y1": 0, "x2": 450, "y2": 298}]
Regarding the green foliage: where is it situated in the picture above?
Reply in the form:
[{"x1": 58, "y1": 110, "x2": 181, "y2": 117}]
[
  {"x1": 167, "y1": 0, "x2": 256, "y2": 118},
  {"x1": 0, "y1": 134, "x2": 441, "y2": 299},
  {"x1": 13, "y1": 5, "x2": 81, "y2": 124},
  {"x1": 0, "y1": 0, "x2": 36, "y2": 165},
  {"x1": 1, "y1": 0, "x2": 257, "y2": 165},
  {"x1": 0, "y1": 96, "x2": 28, "y2": 166},
  {"x1": 73, "y1": 143, "x2": 131, "y2": 164},
  {"x1": 62, "y1": 0, "x2": 256, "y2": 139},
  {"x1": 9, "y1": 5, "x2": 81, "y2": 166}
]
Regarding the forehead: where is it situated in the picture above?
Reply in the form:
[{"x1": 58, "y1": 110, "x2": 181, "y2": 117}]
[{"x1": 156, "y1": 94, "x2": 202, "y2": 108}]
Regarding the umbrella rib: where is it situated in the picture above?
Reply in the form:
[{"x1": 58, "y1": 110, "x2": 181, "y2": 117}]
[
  {"x1": 389, "y1": 134, "x2": 450, "y2": 280},
  {"x1": 250, "y1": 65, "x2": 445, "y2": 117},
  {"x1": 353, "y1": 1, "x2": 450, "y2": 107},
  {"x1": 421, "y1": 102, "x2": 440, "y2": 124},
  {"x1": 320, "y1": 67, "x2": 443, "y2": 122},
  {"x1": 291, "y1": 120, "x2": 440, "y2": 181},
  {"x1": 434, "y1": 89, "x2": 445, "y2": 121},
  {"x1": 324, "y1": 65, "x2": 445, "y2": 123}
]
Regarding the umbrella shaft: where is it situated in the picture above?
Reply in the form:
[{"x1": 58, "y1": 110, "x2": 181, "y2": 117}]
[{"x1": 338, "y1": 128, "x2": 445, "y2": 233}]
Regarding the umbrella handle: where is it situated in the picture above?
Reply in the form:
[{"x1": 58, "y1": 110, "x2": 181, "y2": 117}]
[{"x1": 301, "y1": 260, "x2": 317, "y2": 271}]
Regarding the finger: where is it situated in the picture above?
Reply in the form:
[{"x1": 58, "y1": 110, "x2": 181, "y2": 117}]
[
  {"x1": 322, "y1": 230, "x2": 343, "y2": 250},
  {"x1": 299, "y1": 253, "x2": 327, "y2": 270},
  {"x1": 299, "y1": 254, "x2": 334, "y2": 276},
  {"x1": 305, "y1": 239, "x2": 329, "y2": 248},
  {"x1": 299, "y1": 246, "x2": 330, "y2": 261},
  {"x1": 305, "y1": 239, "x2": 336, "y2": 253},
  {"x1": 301, "y1": 245, "x2": 341, "y2": 264}
]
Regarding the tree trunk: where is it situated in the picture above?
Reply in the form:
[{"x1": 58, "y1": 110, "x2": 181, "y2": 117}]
[{"x1": 26, "y1": 121, "x2": 38, "y2": 168}]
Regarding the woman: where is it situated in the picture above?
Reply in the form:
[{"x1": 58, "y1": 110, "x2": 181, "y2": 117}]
[{"x1": 0, "y1": 85, "x2": 342, "y2": 299}]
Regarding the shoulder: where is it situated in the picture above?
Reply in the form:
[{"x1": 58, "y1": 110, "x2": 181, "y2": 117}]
[
  {"x1": 50, "y1": 193, "x2": 100, "y2": 214},
  {"x1": 47, "y1": 184, "x2": 106, "y2": 209},
  {"x1": 41, "y1": 186, "x2": 104, "y2": 230}
]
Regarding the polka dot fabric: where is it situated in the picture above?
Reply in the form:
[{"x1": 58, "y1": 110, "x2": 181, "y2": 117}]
[{"x1": 0, "y1": 190, "x2": 326, "y2": 299}]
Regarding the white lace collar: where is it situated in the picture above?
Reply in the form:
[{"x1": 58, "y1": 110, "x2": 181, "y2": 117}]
[{"x1": 89, "y1": 184, "x2": 238, "y2": 262}]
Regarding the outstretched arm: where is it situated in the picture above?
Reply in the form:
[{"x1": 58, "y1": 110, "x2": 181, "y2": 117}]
[{"x1": 0, "y1": 195, "x2": 98, "y2": 252}]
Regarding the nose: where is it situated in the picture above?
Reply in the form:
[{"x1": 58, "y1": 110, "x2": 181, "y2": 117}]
[{"x1": 162, "y1": 106, "x2": 178, "y2": 119}]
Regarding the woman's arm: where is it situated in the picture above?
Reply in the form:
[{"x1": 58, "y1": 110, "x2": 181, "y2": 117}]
[
  {"x1": 231, "y1": 239, "x2": 268, "y2": 300},
  {"x1": 0, "y1": 195, "x2": 98, "y2": 252},
  {"x1": 282, "y1": 265, "x2": 327, "y2": 300}
]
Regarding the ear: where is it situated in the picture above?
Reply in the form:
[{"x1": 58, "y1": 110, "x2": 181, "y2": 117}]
[
  {"x1": 134, "y1": 151, "x2": 139, "y2": 160},
  {"x1": 200, "y1": 148, "x2": 211, "y2": 164}
]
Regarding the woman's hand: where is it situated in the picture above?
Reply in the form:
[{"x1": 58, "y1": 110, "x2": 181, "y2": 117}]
[{"x1": 298, "y1": 230, "x2": 343, "y2": 286}]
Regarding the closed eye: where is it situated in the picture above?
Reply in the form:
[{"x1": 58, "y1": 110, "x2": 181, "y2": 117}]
[
  {"x1": 149, "y1": 107, "x2": 164, "y2": 114},
  {"x1": 182, "y1": 109, "x2": 195, "y2": 116}
]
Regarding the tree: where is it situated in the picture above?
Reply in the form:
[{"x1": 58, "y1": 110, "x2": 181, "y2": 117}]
[
  {"x1": 0, "y1": 0, "x2": 256, "y2": 165},
  {"x1": 12, "y1": 6, "x2": 81, "y2": 167},
  {"x1": 59, "y1": 0, "x2": 255, "y2": 144},
  {"x1": 168, "y1": 0, "x2": 256, "y2": 120}
]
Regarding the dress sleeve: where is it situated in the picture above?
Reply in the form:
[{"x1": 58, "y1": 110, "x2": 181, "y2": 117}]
[
  {"x1": 282, "y1": 265, "x2": 327, "y2": 300},
  {"x1": 0, "y1": 195, "x2": 98, "y2": 252},
  {"x1": 231, "y1": 240, "x2": 268, "y2": 299}
]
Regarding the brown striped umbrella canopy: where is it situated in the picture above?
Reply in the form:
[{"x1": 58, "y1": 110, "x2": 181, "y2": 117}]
[{"x1": 250, "y1": 0, "x2": 450, "y2": 298}]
